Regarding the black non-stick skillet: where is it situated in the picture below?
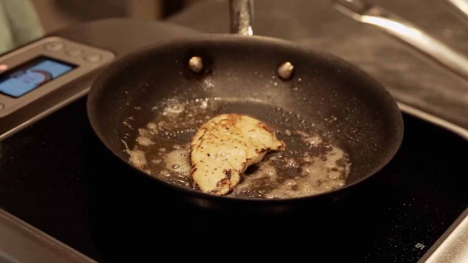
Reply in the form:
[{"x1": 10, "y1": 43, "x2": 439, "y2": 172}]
[{"x1": 87, "y1": 0, "x2": 403, "y2": 212}]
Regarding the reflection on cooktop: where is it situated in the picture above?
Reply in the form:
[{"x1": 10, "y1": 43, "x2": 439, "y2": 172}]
[{"x1": 0, "y1": 97, "x2": 467, "y2": 262}]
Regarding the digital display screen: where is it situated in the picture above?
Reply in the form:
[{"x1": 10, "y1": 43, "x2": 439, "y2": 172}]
[{"x1": 0, "y1": 56, "x2": 76, "y2": 98}]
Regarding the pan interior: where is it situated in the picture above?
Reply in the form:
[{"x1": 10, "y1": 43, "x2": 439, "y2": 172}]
[
  {"x1": 123, "y1": 97, "x2": 353, "y2": 199},
  {"x1": 88, "y1": 35, "x2": 403, "y2": 199}
]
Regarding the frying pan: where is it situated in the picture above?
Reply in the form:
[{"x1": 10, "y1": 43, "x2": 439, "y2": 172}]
[{"x1": 87, "y1": 0, "x2": 403, "y2": 212}]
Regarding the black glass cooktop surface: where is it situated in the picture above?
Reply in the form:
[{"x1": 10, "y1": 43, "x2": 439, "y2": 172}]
[{"x1": 0, "y1": 97, "x2": 467, "y2": 262}]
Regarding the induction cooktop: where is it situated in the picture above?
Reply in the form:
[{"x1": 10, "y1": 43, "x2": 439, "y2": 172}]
[
  {"x1": 0, "y1": 19, "x2": 467, "y2": 263},
  {"x1": 3, "y1": 95, "x2": 468, "y2": 262}
]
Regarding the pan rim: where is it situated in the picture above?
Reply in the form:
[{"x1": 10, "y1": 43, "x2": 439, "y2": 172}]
[{"x1": 87, "y1": 34, "x2": 404, "y2": 203}]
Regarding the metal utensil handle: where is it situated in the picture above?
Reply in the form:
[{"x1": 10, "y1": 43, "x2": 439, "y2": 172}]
[
  {"x1": 444, "y1": 0, "x2": 468, "y2": 25},
  {"x1": 230, "y1": 0, "x2": 254, "y2": 35},
  {"x1": 334, "y1": 0, "x2": 468, "y2": 82}
]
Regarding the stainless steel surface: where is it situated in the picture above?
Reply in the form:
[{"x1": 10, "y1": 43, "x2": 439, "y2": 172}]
[
  {"x1": 44, "y1": 42, "x2": 65, "y2": 51},
  {"x1": 444, "y1": 0, "x2": 468, "y2": 24},
  {"x1": 0, "y1": 20, "x2": 200, "y2": 142},
  {"x1": 419, "y1": 208, "x2": 468, "y2": 263},
  {"x1": 84, "y1": 54, "x2": 102, "y2": 63},
  {"x1": 447, "y1": 0, "x2": 468, "y2": 15},
  {"x1": 0, "y1": 85, "x2": 90, "y2": 141},
  {"x1": 0, "y1": 37, "x2": 116, "y2": 141},
  {"x1": 0, "y1": 209, "x2": 95, "y2": 263},
  {"x1": 66, "y1": 49, "x2": 83, "y2": 56},
  {"x1": 334, "y1": 0, "x2": 468, "y2": 82},
  {"x1": 398, "y1": 102, "x2": 468, "y2": 140},
  {"x1": 0, "y1": 37, "x2": 115, "y2": 118},
  {"x1": 229, "y1": 0, "x2": 254, "y2": 35},
  {"x1": 169, "y1": 0, "x2": 468, "y2": 131}
]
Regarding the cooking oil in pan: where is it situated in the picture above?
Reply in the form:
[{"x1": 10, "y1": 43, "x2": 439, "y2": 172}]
[{"x1": 125, "y1": 98, "x2": 351, "y2": 199}]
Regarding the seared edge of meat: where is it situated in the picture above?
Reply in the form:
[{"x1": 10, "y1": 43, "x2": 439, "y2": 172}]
[{"x1": 190, "y1": 114, "x2": 285, "y2": 195}]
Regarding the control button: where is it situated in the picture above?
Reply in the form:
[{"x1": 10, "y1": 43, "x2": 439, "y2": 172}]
[
  {"x1": 44, "y1": 42, "x2": 64, "y2": 51},
  {"x1": 0, "y1": 103, "x2": 4, "y2": 111},
  {"x1": 84, "y1": 54, "x2": 102, "y2": 63},
  {"x1": 66, "y1": 49, "x2": 82, "y2": 56}
]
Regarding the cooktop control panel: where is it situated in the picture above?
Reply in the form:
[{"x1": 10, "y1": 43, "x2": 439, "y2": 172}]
[{"x1": 0, "y1": 37, "x2": 115, "y2": 118}]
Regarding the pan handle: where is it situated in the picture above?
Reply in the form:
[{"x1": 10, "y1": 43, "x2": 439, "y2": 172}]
[
  {"x1": 334, "y1": 0, "x2": 468, "y2": 81},
  {"x1": 230, "y1": 0, "x2": 254, "y2": 36}
]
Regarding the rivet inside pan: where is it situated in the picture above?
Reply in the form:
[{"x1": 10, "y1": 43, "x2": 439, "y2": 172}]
[
  {"x1": 277, "y1": 61, "x2": 294, "y2": 80},
  {"x1": 188, "y1": 56, "x2": 204, "y2": 74}
]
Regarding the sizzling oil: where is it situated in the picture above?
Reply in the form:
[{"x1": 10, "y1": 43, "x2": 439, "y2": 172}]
[{"x1": 125, "y1": 98, "x2": 351, "y2": 199}]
